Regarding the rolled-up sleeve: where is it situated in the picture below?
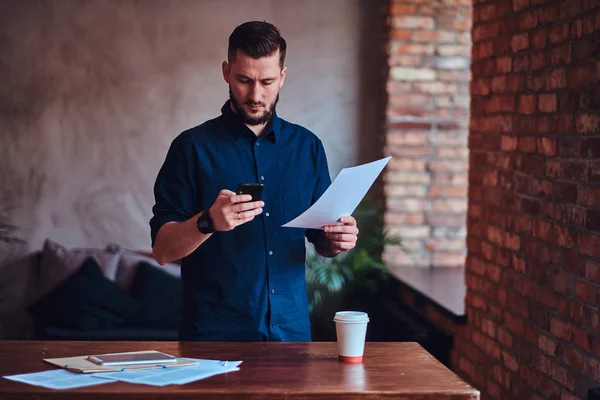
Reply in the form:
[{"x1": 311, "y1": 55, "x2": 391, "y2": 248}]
[
  {"x1": 150, "y1": 137, "x2": 198, "y2": 247},
  {"x1": 306, "y1": 138, "x2": 332, "y2": 245}
]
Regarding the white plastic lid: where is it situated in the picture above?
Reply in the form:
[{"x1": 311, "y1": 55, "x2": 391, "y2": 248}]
[{"x1": 333, "y1": 311, "x2": 369, "y2": 323}]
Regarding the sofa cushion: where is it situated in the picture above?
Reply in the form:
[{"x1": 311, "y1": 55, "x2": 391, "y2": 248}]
[
  {"x1": 105, "y1": 243, "x2": 180, "y2": 292},
  {"x1": 28, "y1": 257, "x2": 142, "y2": 331},
  {"x1": 37, "y1": 239, "x2": 122, "y2": 298},
  {"x1": 128, "y1": 261, "x2": 182, "y2": 329}
]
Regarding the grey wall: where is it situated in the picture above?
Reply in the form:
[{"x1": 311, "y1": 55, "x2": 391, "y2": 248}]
[{"x1": 0, "y1": 0, "x2": 383, "y2": 262}]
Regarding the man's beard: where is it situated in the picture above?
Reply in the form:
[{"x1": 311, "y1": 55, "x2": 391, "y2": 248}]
[{"x1": 229, "y1": 87, "x2": 279, "y2": 126}]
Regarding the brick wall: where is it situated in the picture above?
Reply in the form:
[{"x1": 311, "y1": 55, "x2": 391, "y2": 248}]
[
  {"x1": 453, "y1": 0, "x2": 600, "y2": 399},
  {"x1": 383, "y1": 0, "x2": 472, "y2": 268}
]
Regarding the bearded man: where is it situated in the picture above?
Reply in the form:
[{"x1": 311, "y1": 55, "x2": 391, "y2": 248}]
[{"x1": 150, "y1": 21, "x2": 358, "y2": 342}]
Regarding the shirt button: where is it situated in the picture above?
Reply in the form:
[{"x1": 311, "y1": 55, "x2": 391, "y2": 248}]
[
  {"x1": 272, "y1": 325, "x2": 276, "y2": 329},
  {"x1": 260, "y1": 176, "x2": 265, "y2": 181},
  {"x1": 266, "y1": 212, "x2": 270, "y2": 217},
  {"x1": 271, "y1": 289, "x2": 275, "y2": 294},
  {"x1": 269, "y1": 251, "x2": 273, "y2": 256},
  {"x1": 256, "y1": 143, "x2": 260, "y2": 147}
]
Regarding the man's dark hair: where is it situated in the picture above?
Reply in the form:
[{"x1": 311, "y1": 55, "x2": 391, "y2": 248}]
[{"x1": 228, "y1": 21, "x2": 287, "y2": 69}]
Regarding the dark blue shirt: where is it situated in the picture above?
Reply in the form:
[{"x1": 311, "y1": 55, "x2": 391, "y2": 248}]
[{"x1": 150, "y1": 101, "x2": 331, "y2": 342}]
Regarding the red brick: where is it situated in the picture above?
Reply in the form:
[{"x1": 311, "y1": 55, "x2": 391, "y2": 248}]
[
  {"x1": 536, "y1": 352, "x2": 553, "y2": 376},
  {"x1": 578, "y1": 232, "x2": 600, "y2": 258},
  {"x1": 390, "y1": 29, "x2": 411, "y2": 41},
  {"x1": 550, "y1": 23, "x2": 571, "y2": 43},
  {"x1": 567, "y1": 64, "x2": 593, "y2": 87},
  {"x1": 525, "y1": 74, "x2": 545, "y2": 92},
  {"x1": 575, "y1": 280, "x2": 598, "y2": 305},
  {"x1": 546, "y1": 68, "x2": 566, "y2": 90},
  {"x1": 414, "y1": 81, "x2": 456, "y2": 94},
  {"x1": 387, "y1": 81, "x2": 412, "y2": 93},
  {"x1": 437, "y1": 18, "x2": 471, "y2": 31},
  {"x1": 553, "y1": 115, "x2": 574, "y2": 133},
  {"x1": 550, "y1": 318, "x2": 572, "y2": 341},
  {"x1": 411, "y1": 30, "x2": 455, "y2": 43},
  {"x1": 391, "y1": 3, "x2": 417, "y2": 15},
  {"x1": 536, "y1": 137, "x2": 556, "y2": 156},
  {"x1": 518, "y1": 94, "x2": 536, "y2": 115},
  {"x1": 500, "y1": 135, "x2": 518, "y2": 151},
  {"x1": 531, "y1": 50, "x2": 548, "y2": 71},
  {"x1": 439, "y1": 45, "x2": 471, "y2": 57},
  {"x1": 393, "y1": 16, "x2": 435, "y2": 29},
  {"x1": 530, "y1": 28, "x2": 548, "y2": 49},
  {"x1": 555, "y1": 226, "x2": 574, "y2": 248},
  {"x1": 514, "y1": 216, "x2": 532, "y2": 234},
  {"x1": 573, "y1": 326, "x2": 592, "y2": 351},
  {"x1": 457, "y1": 32, "x2": 471, "y2": 44},
  {"x1": 518, "y1": 11, "x2": 538, "y2": 30},
  {"x1": 518, "y1": 137, "x2": 537, "y2": 153},
  {"x1": 561, "y1": 346, "x2": 584, "y2": 370},
  {"x1": 513, "y1": 0, "x2": 529, "y2": 11},
  {"x1": 585, "y1": 260, "x2": 600, "y2": 281},
  {"x1": 511, "y1": 33, "x2": 530, "y2": 52},
  {"x1": 552, "y1": 362, "x2": 575, "y2": 390},
  {"x1": 473, "y1": 21, "x2": 501, "y2": 42},
  {"x1": 490, "y1": 76, "x2": 507, "y2": 93},
  {"x1": 561, "y1": 0, "x2": 582, "y2": 18},
  {"x1": 538, "y1": 94, "x2": 557, "y2": 112},
  {"x1": 514, "y1": 54, "x2": 530, "y2": 72},
  {"x1": 584, "y1": 355, "x2": 600, "y2": 382},
  {"x1": 538, "y1": 3, "x2": 560, "y2": 24},
  {"x1": 508, "y1": 75, "x2": 524, "y2": 92},
  {"x1": 551, "y1": 44, "x2": 572, "y2": 65},
  {"x1": 538, "y1": 334, "x2": 558, "y2": 355},
  {"x1": 496, "y1": 57, "x2": 512, "y2": 73},
  {"x1": 573, "y1": 39, "x2": 597, "y2": 61},
  {"x1": 576, "y1": 114, "x2": 600, "y2": 134},
  {"x1": 392, "y1": 43, "x2": 435, "y2": 55}
]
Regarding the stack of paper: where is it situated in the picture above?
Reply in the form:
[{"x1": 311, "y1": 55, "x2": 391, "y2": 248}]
[
  {"x1": 4, "y1": 369, "x2": 117, "y2": 390},
  {"x1": 3, "y1": 358, "x2": 241, "y2": 389},
  {"x1": 94, "y1": 359, "x2": 242, "y2": 386}
]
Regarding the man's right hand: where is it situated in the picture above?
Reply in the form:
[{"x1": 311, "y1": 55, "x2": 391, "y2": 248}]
[{"x1": 209, "y1": 189, "x2": 264, "y2": 231}]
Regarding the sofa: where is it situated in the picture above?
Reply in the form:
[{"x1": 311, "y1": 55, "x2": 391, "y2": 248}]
[{"x1": 0, "y1": 239, "x2": 182, "y2": 341}]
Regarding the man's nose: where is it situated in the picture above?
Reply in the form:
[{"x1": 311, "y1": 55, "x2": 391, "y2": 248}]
[{"x1": 248, "y1": 83, "x2": 262, "y2": 103}]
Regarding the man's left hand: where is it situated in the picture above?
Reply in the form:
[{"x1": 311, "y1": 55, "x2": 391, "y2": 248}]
[{"x1": 323, "y1": 216, "x2": 359, "y2": 255}]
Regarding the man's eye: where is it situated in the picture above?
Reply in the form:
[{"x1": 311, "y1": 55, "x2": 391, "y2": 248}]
[{"x1": 262, "y1": 81, "x2": 274, "y2": 86}]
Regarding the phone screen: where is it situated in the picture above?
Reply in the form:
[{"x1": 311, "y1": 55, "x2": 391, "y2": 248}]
[{"x1": 236, "y1": 183, "x2": 264, "y2": 201}]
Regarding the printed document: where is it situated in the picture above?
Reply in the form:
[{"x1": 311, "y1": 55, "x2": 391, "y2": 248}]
[
  {"x1": 92, "y1": 359, "x2": 242, "y2": 386},
  {"x1": 4, "y1": 369, "x2": 116, "y2": 390},
  {"x1": 282, "y1": 156, "x2": 391, "y2": 229}
]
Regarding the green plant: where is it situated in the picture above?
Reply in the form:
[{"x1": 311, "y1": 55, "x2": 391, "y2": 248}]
[{"x1": 305, "y1": 200, "x2": 403, "y2": 313}]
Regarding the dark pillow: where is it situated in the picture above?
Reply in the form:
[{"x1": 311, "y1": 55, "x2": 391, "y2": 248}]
[
  {"x1": 28, "y1": 257, "x2": 143, "y2": 331},
  {"x1": 128, "y1": 261, "x2": 182, "y2": 329}
]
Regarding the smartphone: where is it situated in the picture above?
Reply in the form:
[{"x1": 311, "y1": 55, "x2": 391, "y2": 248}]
[
  {"x1": 236, "y1": 183, "x2": 264, "y2": 201},
  {"x1": 87, "y1": 351, "x2": 177, "y2": 366}
]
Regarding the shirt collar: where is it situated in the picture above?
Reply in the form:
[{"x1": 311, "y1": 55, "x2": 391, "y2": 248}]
[{"x1": 221, "y1": 100, "x2": 280, "y2": 143}]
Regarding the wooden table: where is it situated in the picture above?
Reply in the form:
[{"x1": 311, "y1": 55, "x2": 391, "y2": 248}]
[{"x1": 0, "y1": 341, "x2": 479, "y2": 399}]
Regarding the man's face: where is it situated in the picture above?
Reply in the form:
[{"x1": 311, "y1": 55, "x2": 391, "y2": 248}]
[{"x1": 223, "y1": 50, "x2": 286, "y2": 126}]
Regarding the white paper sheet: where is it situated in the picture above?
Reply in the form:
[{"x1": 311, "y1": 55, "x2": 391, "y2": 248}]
[
  {"x1": 92, "y1": 359, "x2": 242, "y2": 386},
  {"x1": 282, "y1": 156, "x2": 391, "y2": 229},
  {"x1": 4, "y1": 369, "x2": 116, "y2": 390}
]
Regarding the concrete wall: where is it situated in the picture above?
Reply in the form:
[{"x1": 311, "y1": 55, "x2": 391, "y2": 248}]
[{"x1": 0, "y1": 0, "x2": 383, "y2": 262}]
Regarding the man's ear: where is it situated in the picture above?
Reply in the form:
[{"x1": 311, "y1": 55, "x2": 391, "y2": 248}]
[
  {"x1": 279, "y1": 66, "x2": 287, "y2": 89},
  {"x1": 222, "y1": 61, "x2": 230, "y2": 84}
]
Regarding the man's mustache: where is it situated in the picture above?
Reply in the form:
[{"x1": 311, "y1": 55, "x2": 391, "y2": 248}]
[{"x1": 244, "y1": 101, "x2": 265, "y2": 107}]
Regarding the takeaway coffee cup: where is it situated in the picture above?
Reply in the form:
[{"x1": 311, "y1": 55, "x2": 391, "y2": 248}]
[{"x1": 333, "y1": 311, "x2": 369, "y2": 363}]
